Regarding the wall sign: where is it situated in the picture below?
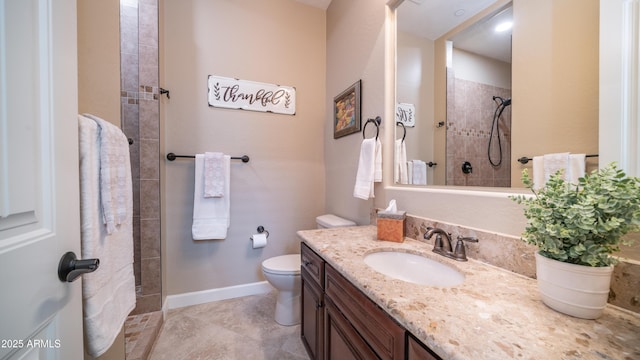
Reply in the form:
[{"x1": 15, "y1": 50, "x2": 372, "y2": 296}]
[
  {"x1": 396, "y1": 103, "x2": 415, "y2": 127},
  {"x1": 207, "y1": 75, "x2": 296, "y2": 115}
]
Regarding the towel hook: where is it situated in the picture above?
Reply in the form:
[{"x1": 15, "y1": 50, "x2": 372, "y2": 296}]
[
  {"x1": 396, "y1": 121, "x2": 406, "y2": 142},
  {"x1": 159, "y1": 88, "x2": 170, "y2": 99},
  {"x1": 362, "y1": 116, "x2": 381, "y2": 140}
]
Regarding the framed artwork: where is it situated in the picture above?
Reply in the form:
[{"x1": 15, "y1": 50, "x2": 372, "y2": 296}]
[{"x1": 333, "y1": 80, "x2": 361, "y2": 139}]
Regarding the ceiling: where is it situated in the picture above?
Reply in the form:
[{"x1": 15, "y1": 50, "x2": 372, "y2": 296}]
[
  {"x1": 294, "y1": 0, "x2": 512, "y2": 63},
  {"x1": 294, "y1": 0, "x2": 332, "y2": 10},
  {"x1": 398, "y1": 0, "x2": 512, "y2": 63}
]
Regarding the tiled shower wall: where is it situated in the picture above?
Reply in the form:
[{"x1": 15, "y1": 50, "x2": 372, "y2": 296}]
[
  {"x1": 446, "y1": 68, "x2": 512, "y2": 187},
  {"x1": 120, "y1": 0, "x2": 162, "y2": 314}
]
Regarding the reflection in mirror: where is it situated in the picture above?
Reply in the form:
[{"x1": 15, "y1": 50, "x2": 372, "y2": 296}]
[
  {"x1": 394, "y1": 0, "x2": 599, "y2": 188},
  {"x1": 446, "y1": 5, "x2": 512, "y2": 187},
  {"x1": 396, "y1": 0, "x2": 512, "y2": 186}
]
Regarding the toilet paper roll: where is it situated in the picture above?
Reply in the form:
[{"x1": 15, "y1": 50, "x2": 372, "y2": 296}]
[{"x1": 251, "y1": 233, "x2": 268, "y2": 249}]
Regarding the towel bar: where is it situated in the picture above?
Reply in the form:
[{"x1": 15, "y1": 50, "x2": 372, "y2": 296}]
[
  {"x1": 517, "y1": 154, "x2": 598, "y2": 165},
  {"x1": 166, "y1": 152, "x2": 250, "y2": 163}
]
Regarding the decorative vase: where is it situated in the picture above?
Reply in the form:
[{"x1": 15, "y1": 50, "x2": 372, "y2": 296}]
[{"x1": 535, "y1": 252, "x2": 614, "y2": 319}]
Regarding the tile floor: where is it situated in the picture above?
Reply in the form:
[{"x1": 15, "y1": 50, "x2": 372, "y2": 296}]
[
  {"x1": 148, "y1": 291, "x2": 310, "y2": 360},
  {"x1": 125, "y1": 311, "x2": 163, "y2": 360}
]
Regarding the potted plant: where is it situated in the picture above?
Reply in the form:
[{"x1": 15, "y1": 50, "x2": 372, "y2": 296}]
[{"x1": 511, "y1": 162, "x2": 640, "y2": 319}]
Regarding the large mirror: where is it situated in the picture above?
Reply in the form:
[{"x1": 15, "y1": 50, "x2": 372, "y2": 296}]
[{"x1": 394, "y1": 0, "x2": 599, "y2": 188}]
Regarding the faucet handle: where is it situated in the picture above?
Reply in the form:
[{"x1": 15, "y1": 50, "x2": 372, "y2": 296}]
[
  {"x1": 433, "y1": 234, "x2": 443, "y2": 250},
  {"x1": 453, "y1": 236, "x2": 479, "y2": 261},
  {"x1": 457, "y1": 236, "x2": 478, "y2": 243}
]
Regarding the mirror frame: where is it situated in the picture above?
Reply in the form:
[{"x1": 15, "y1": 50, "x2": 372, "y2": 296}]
[{"x1": 383, "y1": 0, "x2": 639, "y2": 236}]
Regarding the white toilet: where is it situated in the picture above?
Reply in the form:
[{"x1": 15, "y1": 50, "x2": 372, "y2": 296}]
[{"x1": 261, "y1": 214, "x2": 356, "y2": 326}]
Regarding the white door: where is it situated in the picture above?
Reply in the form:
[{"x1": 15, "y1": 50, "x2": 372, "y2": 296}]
[{"x1": 0, "y1": 0, "x2": 83, "y2": 359}]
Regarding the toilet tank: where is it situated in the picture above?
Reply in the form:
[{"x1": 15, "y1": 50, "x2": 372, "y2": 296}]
[{"x1": 316, "y1": 214, "x2": 356, "y2": 229}]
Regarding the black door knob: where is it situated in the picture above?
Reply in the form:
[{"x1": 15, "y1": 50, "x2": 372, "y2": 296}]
[{"x1": 58, "y1": 252, "x2": 100, "y2": 282}]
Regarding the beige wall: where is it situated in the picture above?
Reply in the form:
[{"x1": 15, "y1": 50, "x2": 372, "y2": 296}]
[
  {"x1": 77, "y1": 0, "x2": 121, "y2": 126},
  {"x1": 161, "y1": 0, "x2": 326, "y2": 295},
  {"x1": 325, "y1": 0, "x2": 388, "y2": 225},
  {"x1": 452, "y1": 48, "x2": 511, "y2": 89},
  {"x1": 396, "y1": 31, "x2": 437, "y2": 184},
  {"x1": 511, "y1": 0, "x2": 599, "y2": 186}
]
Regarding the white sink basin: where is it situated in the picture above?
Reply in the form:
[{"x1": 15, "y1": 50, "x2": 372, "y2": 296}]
[{"x1": 364, "y1": 251, "x2": 465, "y2": 287}]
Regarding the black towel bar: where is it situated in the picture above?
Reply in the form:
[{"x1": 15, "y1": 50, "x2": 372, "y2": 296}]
[
  {"x1": 166, "y1": 152, "x2": 250, "y2": 163},
  {"x1": 517, "y1": 154, "x2": 598, "y2": 165}
]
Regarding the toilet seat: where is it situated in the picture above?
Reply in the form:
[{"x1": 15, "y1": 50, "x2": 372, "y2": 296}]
[{"x1": 262, "y1": 254, "x2": 301, "y2": 275}]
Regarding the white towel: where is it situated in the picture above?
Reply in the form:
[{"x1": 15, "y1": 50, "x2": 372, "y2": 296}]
[
  {"x1": 354, "y1": 138, "x2": 377, "y2": 199},
  {"x1": 203, "y1": 152, "x2": 225, "y2": 198},
  {"x1": 543, "y1": 152, "x2": 570, "y2": 182},
  {"x1": 412, "y1": 160, "x2": 427, "y2": 185},
  {"x1": 532, "y1": 152, "x2": 585, "y2": 189},
  {"x1": 407, "y1": 160, "x2": 414, "y2": 184},
  {"x1": 569, "y1": 154, "x2": 586, "y2": 184},
  {"x1": 83, "y1": 113, "x2": 130, "y2": 234},
  {"x1": 374, "y1": 138, "x2": 382, "y2": 183},
  {"x1": 394, "y1": 139, "x2": 408, "y2": 184},
  {"x1": 78, "y1": 115, "x2": 135, "y2": 358},
  {"x1": 532, "y1": 156, "x2": 545, "y2": 190},
  {"x1": 193, "y1": 153, "x2": 231, "y2": 240}
]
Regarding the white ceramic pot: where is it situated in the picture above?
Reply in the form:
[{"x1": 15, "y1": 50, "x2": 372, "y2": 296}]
[{"x1": 535, "y1": 252, "x2": 614, "y2": 319}]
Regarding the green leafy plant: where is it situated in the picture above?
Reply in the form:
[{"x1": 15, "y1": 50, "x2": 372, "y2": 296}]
[{"x1": 511, "y1": 163, "x2": 640, "y2": 267}]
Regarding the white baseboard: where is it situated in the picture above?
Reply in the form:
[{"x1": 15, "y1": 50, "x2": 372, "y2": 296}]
[{"x1": 164, "y1": 281, "x2": 273, "y2": 311}]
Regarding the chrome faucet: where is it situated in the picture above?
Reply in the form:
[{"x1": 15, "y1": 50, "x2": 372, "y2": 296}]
[{"x1": 424, "y1": 227, "x2": 479, "y2": 262}]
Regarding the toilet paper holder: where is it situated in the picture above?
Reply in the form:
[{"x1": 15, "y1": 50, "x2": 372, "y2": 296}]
[{"x1": 249, "y1": 226, "x2": 270, "y2": 241}]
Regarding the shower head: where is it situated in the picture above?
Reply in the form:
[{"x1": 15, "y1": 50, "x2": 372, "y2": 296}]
[{"x1": 493, "y1": 96, "x2": 511, "y2": 107}]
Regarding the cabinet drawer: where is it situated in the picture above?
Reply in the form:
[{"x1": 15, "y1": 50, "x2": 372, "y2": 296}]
[
  {"x1": 301, "y1": 242, "x2": 325, "y2": 288},
  {"x1": 325, "y1": 264, "x2": 405, "y2": 360}
]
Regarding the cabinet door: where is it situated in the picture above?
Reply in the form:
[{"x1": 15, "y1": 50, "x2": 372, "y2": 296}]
[
  {"x1": 325, "y1": 298, "x2": 380, "y2": 360},
  {"x1": 407, "y1": 334, "x2": 442, "y2": 360},
  {"x1": 301, "y1": 269, "x2": 324, "y2": 360},
  {"x1": 325, "y1": 265, "x2": 405, "y2": 360}
]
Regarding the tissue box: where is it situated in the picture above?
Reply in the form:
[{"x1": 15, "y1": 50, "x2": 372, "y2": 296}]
[{"x1": 377, "y1": 210, "x2": 406, "y2": 243}]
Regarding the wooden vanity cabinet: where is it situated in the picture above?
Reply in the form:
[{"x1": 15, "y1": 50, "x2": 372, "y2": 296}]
[
  {"x1": 301, "y1": 242, "x2": 441, "y2": 360},
  {"x1": 301, "y1": 243, "x2": 325, "y2": 360},
  {"x1": 324, "y1": 296, "x2": 379, "y2": 359},
  {"x1": 325, "y1": 264, "x2": 405, "y2": 360},
  {"x1": 407, "y1": 333, "x2": 441, "y2": 360}
]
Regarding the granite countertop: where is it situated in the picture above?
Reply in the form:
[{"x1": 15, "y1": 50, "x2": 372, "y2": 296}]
[{"x1": 297, "y1": 226, "x2": 640, "y2": 360}]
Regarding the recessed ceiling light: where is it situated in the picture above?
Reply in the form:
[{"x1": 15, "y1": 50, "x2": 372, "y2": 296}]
[
  {"x1": 495, "y1": 21, "x2": 513, "y2": 32},
  {"x1": 454, "y1": 9, "x2": 466, "y2": 17},
  {"x1": 409, "y1": 0, "x2": 426, "y2": 4}
]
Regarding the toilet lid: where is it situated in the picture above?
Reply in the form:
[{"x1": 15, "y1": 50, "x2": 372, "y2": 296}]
[{"x1": 262, "y1": 254, "x2": 301, "y2": 275}]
